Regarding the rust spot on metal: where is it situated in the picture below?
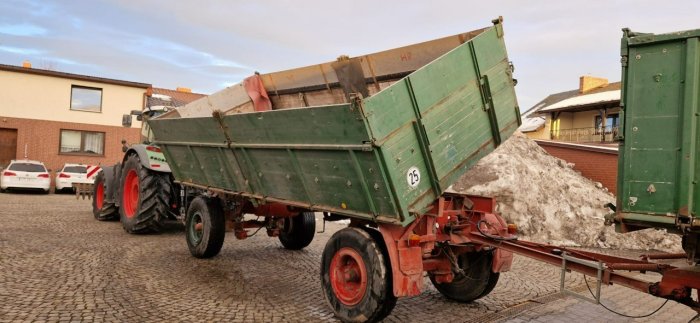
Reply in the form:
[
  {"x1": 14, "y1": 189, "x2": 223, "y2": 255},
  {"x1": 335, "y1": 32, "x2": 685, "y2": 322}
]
[
  {"x1": 680, "y1": 205, "x2": 690, "y2": 216},
  {"x1": 266, "y1": 74, "x2": 279, "y2": 97},
  {"x1": 640, "y1": 253, "x2": 687, "y2": 261},
  {"x1": 211, "y1": 110, "x2": 233, "y2": 146},
  {"x1": 607, "y1": 263, "x2": 671, "y2": 272},
  {"x1": 458, "y1": 34, "x2": 466, "y2": 44},
  {"x1": 318, "y1": 64, "x2": 332, "y2": 92},
  {"x1": 363, "y1": 55, "x2": 381, "y2": 92}
]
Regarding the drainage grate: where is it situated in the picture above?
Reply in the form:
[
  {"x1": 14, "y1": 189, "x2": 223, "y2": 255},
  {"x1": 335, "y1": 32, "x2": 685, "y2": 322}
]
[{"x1": 468, "y1": 285, "x2": 590, "y2": 323}]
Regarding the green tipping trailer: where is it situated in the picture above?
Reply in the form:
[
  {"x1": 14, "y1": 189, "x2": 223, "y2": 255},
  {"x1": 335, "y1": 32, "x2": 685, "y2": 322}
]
[
  {"x1": 615, "y1": 28, "x2": 700, "y2": 258},
  {"x1": 143, "y1": 18, "x2": 522, "y2": 322},
  {"x1": 148, "y1": 20, "x2": 520, "y2": 227}
]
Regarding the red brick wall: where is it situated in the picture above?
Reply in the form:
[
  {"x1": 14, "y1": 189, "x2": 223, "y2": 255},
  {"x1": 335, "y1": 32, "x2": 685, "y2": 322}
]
[
  {"x1": 536, "y1": 141, "x2": 619, "y2": 195},
  {"x1": 0, "y1": 116, "x2": 140, "y2": 180}
]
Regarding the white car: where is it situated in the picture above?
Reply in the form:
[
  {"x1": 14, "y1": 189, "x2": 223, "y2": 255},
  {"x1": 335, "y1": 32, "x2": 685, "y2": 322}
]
[
  {"x1": 55, "y1": 163, "x2": 95, "y2": 191},
  {"x1": 0, "y1": 160, "x2": 51, "y2": 193}
]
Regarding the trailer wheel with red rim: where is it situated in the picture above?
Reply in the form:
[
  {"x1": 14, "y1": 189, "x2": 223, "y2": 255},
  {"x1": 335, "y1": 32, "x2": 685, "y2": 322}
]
[
  {"x1": 118, "y1": 153, "x2": 171, "y2": 233},
  {"x1": 92, "y1": 170, "x2": 118, "y2": 221},
  {"x1": 321, "y1": 227, "x2": 396, "y2": 322}
]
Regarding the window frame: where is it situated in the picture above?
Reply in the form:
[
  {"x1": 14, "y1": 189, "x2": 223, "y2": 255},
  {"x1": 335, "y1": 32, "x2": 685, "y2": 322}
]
[
  {"x1": 58, "y1": 129, "x2": 106, "y2": 156},
  {"x1": 70, "y1": 85, "x2": 103, "y2": 113},
  {"x1": 594, "y1": 113, "x2": 620, "y2": 134}
]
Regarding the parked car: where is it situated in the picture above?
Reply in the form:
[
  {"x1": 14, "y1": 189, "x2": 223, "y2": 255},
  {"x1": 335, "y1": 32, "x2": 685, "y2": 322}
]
[
  {"x1": 55, "y1": 163, "x2": 94, "y2": 192},
  {"x1": 0, "y1": 159, "x2": 51, "y2": 193}
]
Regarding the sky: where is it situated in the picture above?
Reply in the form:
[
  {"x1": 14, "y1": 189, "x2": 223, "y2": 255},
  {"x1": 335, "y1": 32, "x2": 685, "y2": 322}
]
[{"x1": 1, "y1": 0, "x2": 699, "y2": 110}]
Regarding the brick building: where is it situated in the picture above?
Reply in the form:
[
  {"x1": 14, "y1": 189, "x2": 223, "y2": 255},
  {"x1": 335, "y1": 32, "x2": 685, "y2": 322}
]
[
  {"x1": 0, "y1": 62, "x2": 149, "y2": 173},
  {"x1": 535, "y1": 140, "x2": 618, "y2": 195}
]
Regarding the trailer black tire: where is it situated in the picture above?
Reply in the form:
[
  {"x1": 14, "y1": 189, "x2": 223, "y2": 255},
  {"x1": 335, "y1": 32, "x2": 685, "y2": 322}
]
[
  {"x1": 478, "y1": 272, "x2": 500, "y2": 299},
  {"x1": 429, "y1": 251, "x2": 496, "y2": 302},
  {"x1": 92, "y1": 171, "x2": 118, "y2": 221},
  {"x1": 358, "y1": 227, "x2": 397, "y2": 321},
  {"x1": 321, "y1": 227, "x2": 396, "y2": 323},
  {"x1": 119, "y1": 153, "x2": 171, "y2": 234},
  {"x1": 279, "y1": 212, "x2": 316, "y2": 250},
  {"x1": 186, "y1": 197, "x2": 225, "y2": 259}
]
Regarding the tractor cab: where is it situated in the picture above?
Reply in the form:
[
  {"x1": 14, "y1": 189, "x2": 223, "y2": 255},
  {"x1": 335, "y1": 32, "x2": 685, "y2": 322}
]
[{"x1": 122, "y1": 106, "x2": 171, "y2": 146}]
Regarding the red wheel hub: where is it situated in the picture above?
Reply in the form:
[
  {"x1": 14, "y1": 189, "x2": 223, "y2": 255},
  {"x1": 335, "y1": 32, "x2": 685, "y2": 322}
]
[
  {"x1": 96, "y1": 182, "x2": 104, "y2": 210},
  {"x1": 329, "y1": 247, "x2": 367, "y2": 306},
  {"x1": 123, "y1": 170, "x2": 139, "y2": 218}
]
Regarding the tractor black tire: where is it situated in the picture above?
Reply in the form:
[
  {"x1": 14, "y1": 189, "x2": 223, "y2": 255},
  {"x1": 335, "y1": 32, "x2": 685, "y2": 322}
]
[
  {"x1": 186, "y1": 197, "x2": 225, "y2": 259},
  {"x1": 321, "y1": 227, "x2": 397, "y2": 323},
  {"x1": 279, "y1": 212, "x2": 316, "y2": 250},
  {"x1": 92, "y1": 171, "x2": 118, "y2": 221},
  {"x1": 429, "y1": 250, "x2": 498, "y2": 302},
  {"x1": 119, "y1": 153, "x2": 172, "y2": 234}
]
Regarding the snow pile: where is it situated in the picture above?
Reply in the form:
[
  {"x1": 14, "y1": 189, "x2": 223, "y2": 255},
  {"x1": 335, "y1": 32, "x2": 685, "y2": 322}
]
[{"x1": 452, "y1": 132, "x2": 681, "y2": 252}]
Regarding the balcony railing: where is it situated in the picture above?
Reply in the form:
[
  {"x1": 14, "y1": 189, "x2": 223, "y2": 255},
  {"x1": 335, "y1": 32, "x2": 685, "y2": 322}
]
[{"x1": 551, "y1": 127, "x2": 619, "y2": 143}]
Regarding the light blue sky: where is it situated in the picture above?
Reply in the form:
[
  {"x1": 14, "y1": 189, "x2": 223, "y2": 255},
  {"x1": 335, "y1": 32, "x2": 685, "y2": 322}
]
[{"x1": 1, "y1": 0, "x2": 698, "y2": 110}]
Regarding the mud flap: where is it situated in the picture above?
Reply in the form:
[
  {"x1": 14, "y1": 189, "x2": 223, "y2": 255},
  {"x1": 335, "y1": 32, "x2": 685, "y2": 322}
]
[
  {"x1": 378, "y1": 224, "x2": 424, "y2": 297},
  {"x1": 492, "y1": 248, "x2": 513, "y2": 272}
]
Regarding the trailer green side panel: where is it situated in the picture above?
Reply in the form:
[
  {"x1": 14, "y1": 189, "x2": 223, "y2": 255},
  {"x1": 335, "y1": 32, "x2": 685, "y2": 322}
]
[
  {"x1": 151, "y1": 104, "x2": 397, "y2": 220},
  {"x1": 617, "y1": 28, "x2": 700, "y2": 232},
  {"x1": 149, "y1": 20, "x2": 520, "y2": 226},
  {"x1": 362, "y1": 24, "x2": 520, "y2": 222}
]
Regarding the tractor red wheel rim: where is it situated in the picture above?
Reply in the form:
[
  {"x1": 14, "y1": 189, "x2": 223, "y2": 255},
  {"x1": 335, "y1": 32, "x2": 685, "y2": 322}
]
[
  {"x1": 329, "y1": 247, "x2": 367, "y2": 306},
  {"x1": 123, "y1": 170, "x2": 139, "y2": 218},
  {"x1": 96, "y1": 182, "x2": 104, "y2": 209}
]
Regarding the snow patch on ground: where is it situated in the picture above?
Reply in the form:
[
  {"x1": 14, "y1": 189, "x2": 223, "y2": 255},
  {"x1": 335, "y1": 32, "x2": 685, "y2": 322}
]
[{"x1": 451, "y1": 132, "x2": 681, "y2": 252}]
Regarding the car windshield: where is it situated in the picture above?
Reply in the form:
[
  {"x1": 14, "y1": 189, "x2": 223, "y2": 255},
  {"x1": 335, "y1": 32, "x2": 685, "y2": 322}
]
[
  {"x1": 62, "y1": 166, "x2": 86, "y2": 173},
  {"x1": 9, "y1": 163, "x2": 47, "y2": 172}
]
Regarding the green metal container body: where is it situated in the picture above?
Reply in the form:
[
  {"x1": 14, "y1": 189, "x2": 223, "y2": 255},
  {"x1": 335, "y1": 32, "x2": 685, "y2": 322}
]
[
  {"x1": 149, "y1": 23, "x2": 520, "y2": 226},
  {"x1": 617, "y1": 28, "x2": 700, "y2": 232}
]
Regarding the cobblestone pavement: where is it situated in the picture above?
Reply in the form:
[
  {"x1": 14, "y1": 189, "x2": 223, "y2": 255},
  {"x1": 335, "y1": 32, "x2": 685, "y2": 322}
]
[
  {"x1": 500, "y1": 282, "x2": 698, "y2": 323},
  {"x1": 0, "y1": 193, "x2": 696, "y2": 322},
  {"x1": 494, "y1": 247, "x2": 698, "y2": 323}
]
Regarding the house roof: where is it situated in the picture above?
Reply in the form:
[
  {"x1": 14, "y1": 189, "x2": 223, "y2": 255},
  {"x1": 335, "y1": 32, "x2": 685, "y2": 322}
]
[
  {"x1": 519, "y1": 115, "x2": 546, "y2": 133},
  {"x1": 148, "y1": 87, "x2": 207, "y2": 108},
  {"x1": 0, "y1": 63, "x2": 150, "y2": 89},
  {"x1": 540, "y1": 89, "x2": 620, "y2": 112},
  {"x1": 526, "y1": 82, "x2": 621, "y2": 115}
]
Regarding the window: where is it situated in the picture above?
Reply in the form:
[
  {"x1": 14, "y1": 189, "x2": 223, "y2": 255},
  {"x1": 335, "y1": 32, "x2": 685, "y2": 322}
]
[
  {"x1": 62, "y1": 166, "x2": 87, "y2": 173},
  {"x1": 595, "y1": 113, "x2": 619, "y2": 134},
  {"x1": 9, "y1": 163, "x2": 46, "y2": 172},
  {"x1": 60, "y1": 130, "x2": 105, "y2": 155},
  {"x1": 70, "y1": 85, "x2": 102, "y2": 112}
]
